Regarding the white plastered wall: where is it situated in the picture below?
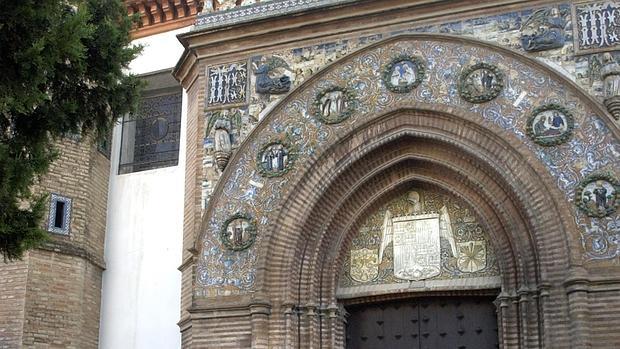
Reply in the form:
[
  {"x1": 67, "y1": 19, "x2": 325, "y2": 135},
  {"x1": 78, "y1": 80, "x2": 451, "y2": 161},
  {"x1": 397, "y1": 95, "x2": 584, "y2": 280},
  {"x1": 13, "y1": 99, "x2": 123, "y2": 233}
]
[{"x1": 99, "y1": 26, "x2": 190, "y2": 349}]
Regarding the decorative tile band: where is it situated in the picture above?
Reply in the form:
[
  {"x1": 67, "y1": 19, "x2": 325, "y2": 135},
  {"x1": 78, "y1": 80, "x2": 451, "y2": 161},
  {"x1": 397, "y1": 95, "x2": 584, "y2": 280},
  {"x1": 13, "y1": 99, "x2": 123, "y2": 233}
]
[
  {"x1": 195, "y1": 0, "x2": 357, "y2": 30},
  {"x1": 48, "y1": 193, "x2": 72, "y2": 235}
]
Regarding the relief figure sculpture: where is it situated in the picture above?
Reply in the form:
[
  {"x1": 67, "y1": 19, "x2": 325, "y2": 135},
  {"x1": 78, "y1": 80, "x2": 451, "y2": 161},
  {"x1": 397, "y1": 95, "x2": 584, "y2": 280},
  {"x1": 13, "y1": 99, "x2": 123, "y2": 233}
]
[{"x1": 520, "y1": 8, "x2": 565, "y2": 52}]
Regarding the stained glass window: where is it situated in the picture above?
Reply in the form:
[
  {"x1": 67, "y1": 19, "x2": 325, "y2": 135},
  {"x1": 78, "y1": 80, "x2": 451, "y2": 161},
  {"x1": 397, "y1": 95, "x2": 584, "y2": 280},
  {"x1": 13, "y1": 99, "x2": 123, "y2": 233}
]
[{"x1": 119, "y1": 92, "x2": 182, "y2": 174}]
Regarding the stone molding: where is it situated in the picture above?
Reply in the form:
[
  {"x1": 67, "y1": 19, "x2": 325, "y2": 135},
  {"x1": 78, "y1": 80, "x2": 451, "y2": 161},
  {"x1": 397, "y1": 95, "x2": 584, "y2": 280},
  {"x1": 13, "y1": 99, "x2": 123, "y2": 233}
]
[{"x1": 336, "y1": 276, "x2": 502, "y2": 299}]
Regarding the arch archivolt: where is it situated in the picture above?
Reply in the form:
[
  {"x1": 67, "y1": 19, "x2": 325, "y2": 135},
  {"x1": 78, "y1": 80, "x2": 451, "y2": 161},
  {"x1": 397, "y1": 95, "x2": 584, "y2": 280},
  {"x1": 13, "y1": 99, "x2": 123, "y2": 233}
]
[
  {"x1": 192, "y1": 34, "x2": 619, "y2": 348},
  {"x1": 264, "y1": 110, "x2": 565, "y2": 302}
]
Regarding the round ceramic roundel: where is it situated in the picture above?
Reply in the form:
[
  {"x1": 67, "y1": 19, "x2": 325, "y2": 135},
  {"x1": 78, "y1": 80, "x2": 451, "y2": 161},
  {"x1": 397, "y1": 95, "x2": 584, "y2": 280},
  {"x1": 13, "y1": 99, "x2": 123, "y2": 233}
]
[
  {"x1": 314, "y1": 86, "x2": 356, "y2": 124},
  {"x1": 257, "y1": 141, "x2": 295, "y2": 177},
  {"x1": 150, "y1": 117, "x2": 169, "y2": 141},
  {"x1": 220, "y1": 214, "x2": 257, "y2": 251},
  {"x1": 458, "y1": 62, "x2": 504, "y2": 103},
  {"x1": 575, "y1": 173, "x2": 620, "y2": 218},
  {"x1": 526, "y1": 104, "x2": 575, "y2": 146},
  {"x1": 382, "y1": 55, "x2": 425, "y2": 93}
]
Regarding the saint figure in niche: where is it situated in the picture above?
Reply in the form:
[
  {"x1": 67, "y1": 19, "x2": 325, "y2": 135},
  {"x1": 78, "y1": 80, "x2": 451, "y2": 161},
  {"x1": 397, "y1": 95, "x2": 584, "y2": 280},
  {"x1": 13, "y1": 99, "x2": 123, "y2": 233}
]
[{"x1": 406, "y1": 191, "x2": 423, "y2": 214}]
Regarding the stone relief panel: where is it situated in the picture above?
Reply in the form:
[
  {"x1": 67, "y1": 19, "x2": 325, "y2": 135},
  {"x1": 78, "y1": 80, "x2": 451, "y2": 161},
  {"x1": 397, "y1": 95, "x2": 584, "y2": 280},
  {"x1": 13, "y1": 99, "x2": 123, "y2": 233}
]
[
  {"x1": 573, "y1": 1, "x2": 620, "y2": 55},
  {"x1": 338, "y1": 189, "x2": 499, "y2": 295},
  {"x1": 520, "y1": 8, "x2": 567, "y2": 52},
  {"x1": 206, "y1": 61, "x2": 249, "y2": 110},
  {"x1": 195, "y1": 35, "x2": 619, "y2": 298}
]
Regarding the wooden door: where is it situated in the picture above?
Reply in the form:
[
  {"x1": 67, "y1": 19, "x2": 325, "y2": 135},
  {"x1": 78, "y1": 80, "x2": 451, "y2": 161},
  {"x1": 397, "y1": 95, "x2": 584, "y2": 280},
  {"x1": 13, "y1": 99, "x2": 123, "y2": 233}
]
[{"x1": 345, "y1": 296, "x2": 498, "y2": 349}]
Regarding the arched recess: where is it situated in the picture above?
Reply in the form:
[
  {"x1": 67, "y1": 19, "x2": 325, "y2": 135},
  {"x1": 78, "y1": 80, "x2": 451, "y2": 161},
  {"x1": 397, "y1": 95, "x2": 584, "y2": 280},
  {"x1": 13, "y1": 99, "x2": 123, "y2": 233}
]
[{"x1": 192, "y1": 34, "x2": 620, "y2": 349}]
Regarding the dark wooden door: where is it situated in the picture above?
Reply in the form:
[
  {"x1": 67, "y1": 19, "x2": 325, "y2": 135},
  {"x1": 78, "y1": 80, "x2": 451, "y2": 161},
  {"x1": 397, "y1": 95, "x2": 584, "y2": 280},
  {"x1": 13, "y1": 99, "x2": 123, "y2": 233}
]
[{"x1": 345, "y1": 296, "x2": 498, "y2": 349}]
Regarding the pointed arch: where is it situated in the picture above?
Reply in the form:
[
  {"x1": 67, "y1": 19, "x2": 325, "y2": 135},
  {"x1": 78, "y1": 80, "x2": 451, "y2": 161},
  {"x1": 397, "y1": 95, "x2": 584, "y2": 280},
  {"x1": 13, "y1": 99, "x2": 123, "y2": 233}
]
[{"x1": 193, "y1": 34, "x2": 620, "y2": 348}]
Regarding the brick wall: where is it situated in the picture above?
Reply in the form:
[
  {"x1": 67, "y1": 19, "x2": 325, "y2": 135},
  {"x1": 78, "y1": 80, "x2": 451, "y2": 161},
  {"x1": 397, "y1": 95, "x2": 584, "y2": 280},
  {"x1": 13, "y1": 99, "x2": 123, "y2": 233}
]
[
  {"x1": 0, "y1": 257, "x2": 28, "y2": 349},
  {"x1": 0, "y1": 136, "x2": 110, "y2": 348}
]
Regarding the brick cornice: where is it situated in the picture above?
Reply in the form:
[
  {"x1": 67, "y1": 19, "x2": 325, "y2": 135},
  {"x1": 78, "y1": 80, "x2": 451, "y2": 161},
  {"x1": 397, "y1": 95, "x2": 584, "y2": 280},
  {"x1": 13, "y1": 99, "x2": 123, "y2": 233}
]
[
  {"x1": 37, "y1": 239, "x2": 106, "y2": 270},
  {"x1": 126, "y1": 0, "x2": 203, "y2": 39}
]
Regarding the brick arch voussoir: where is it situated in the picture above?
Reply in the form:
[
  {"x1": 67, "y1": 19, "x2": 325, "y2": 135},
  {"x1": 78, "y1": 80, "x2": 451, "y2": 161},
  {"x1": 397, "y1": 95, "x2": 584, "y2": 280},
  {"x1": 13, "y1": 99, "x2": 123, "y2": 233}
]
[
  {"x1": 260, "y1": 126, "x2": 564, "y2": 306},
  {"x1": 293, "y1": 143, "x2": 520, "y2": 294},
  {"x1": 258, "y1": 110, "x2": 576, "y2": 306},
  {"x1": 301, "y1": 149, "x2": 535, "y2": 304},
  {"x1": 322, "y1": 165, "x2": 527, "y2": 302}
]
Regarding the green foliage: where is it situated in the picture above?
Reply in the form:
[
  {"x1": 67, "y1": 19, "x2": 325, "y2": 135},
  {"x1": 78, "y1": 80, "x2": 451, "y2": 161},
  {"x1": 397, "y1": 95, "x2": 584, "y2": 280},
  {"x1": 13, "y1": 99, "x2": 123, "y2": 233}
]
[{"x1": 0, "y1": 0, "x2": 142, "y2": 261}]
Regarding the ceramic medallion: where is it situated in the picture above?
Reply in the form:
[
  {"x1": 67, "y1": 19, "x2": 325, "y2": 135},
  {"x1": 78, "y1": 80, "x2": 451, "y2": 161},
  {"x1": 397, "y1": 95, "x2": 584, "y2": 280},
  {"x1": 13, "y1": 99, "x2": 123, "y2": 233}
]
[
  {"x1": 458, "y1": 62, "x2": 504, "y2": 103},
  {"x1": 526, "y1": 104, "x2": 575, "y2": 146},
  {"x1": 220, "y1": 213, "x2": 257, "y2": 251},
  {"x1": 382, "y1": 54, "x2": 426, "y2": 93},
  {"x1": 575, "y1": 173, "x2": 620, "y2": 218},
  {"x1": 313, "y1": 86, "x2": 356, "y2": 124},
  {"x1": 256, "y1": 139, "x2": 296, "y2": 177}
]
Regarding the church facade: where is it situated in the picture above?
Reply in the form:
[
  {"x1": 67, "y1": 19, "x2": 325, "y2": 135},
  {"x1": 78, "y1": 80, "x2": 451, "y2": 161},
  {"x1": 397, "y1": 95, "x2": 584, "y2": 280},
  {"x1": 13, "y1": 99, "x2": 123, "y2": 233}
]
[
  {"x1": 173, "y1": 0, "x2": 620, "y2": 348},
  {"x1": 1, "y1": 0, "x2": 619, "y2": 348}
]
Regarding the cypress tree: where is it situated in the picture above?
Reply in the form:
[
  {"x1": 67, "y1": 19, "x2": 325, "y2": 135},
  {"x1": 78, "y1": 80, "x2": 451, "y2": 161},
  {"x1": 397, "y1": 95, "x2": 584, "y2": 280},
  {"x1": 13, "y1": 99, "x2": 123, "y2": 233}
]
[{"x1": 0, "y1": 0, "x2": 141, "y2": 260}]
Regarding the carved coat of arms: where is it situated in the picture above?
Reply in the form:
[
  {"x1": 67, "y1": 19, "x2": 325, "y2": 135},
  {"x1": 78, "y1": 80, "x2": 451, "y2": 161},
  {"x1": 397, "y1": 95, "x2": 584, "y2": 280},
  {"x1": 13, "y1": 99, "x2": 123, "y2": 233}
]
[
  {"x1": 379, "y1": 191, "x2": 459, "y2": 281},
  {"x1": 457, "y1": 241, "x2": 487, "y2": 273},
  {"x1": 347, "y1": 190, "x2": 490, "y2": 285},
  {"x1": 350, "y1": 248, "x2": 379, "y2": 283}
]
